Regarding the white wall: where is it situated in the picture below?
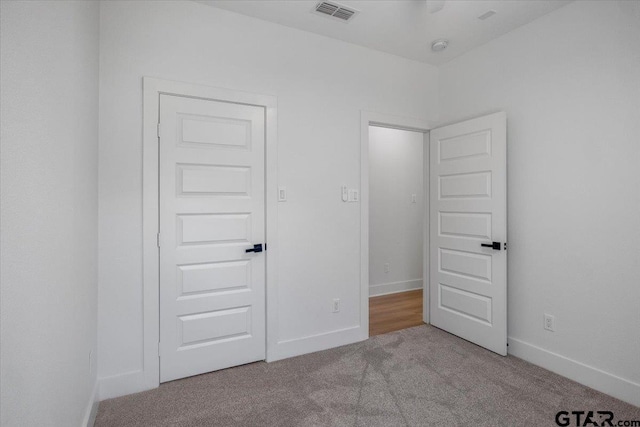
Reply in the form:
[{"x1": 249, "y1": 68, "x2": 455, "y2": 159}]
[
  {"x1": 369, "y1": 127, "x2": 424, "y2": 296},
  {"x1": 97, "y1": 0, "x2": 439, "y2": 398},
  {"x1": 438, "y1": 0, "x2": 640, "y2": 405},
  {"x1": 0, "y1": 1, "x2": 100, "y2": 425}
]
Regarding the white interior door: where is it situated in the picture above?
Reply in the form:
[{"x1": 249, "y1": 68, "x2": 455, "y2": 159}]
[
  {"x1": 159, "y1": 94, "x2": 266, "y2": 382},
  {"x1": 429, "y1": 112, "x2": 507, "y2": 355}
]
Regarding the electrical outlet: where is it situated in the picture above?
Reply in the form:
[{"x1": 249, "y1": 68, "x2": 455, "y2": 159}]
[
  {"x1": 332, "y1": 298, "x2": 340, "y2": 313},
  {"x1": 544, "y1": 314, "x2": 555, "y2": 332},
  {"x1": 411, "y1": 194, "x2": 417, "y2": 203},
  {"x1": 384, "y1": 263, "x2": 390, "y2": 273}
]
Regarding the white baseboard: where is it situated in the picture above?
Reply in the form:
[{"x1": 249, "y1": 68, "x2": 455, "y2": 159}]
[
  {"x1": 98, "y1": 370, "x2": 150, "y2": 401},
  {"x1": 100, "y1": 327, "x2": 365, "y2": 400},
  {"x1": 508, "y1": 337, "x2": 640, "y2": 407},
  {"x1": 268, "y1": 325, "x2": 365, "y2": 362},
  {"x1": 82, "y1": 381, "x2": 99, "y2": 427},
  {"x1": 369, "y1": 279, "x2": 422, "y2": 297}
]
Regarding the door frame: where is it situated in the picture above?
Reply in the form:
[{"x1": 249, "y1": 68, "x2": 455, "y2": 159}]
[
  {"x1": 142, "y1": 77, "x2": 278, "y2": 389},
  {"x1": 360, "y1": 111, "x2": 433, "y2": 339}
]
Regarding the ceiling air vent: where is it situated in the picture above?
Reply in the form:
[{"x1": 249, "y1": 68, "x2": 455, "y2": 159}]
[{"x1": 313, "y1": 1, "x2": 359, "y2": 22}]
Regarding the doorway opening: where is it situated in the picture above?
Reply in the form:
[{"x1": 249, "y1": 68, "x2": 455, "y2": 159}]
[
  {"x1": 367, "y1": 125, "x2": 428, "y2": 336},
  {"x1": 360, "y1": 111, "x2": 507, "y2": 356}
]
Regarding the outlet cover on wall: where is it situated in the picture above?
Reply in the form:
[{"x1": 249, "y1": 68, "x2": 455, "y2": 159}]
[
  {"x1": 544, "y1": 313, "x2": 555, "y2": 332},
  {"x1": 348, "y1": 189, "x2": 359, "y2": 202},
  {"x1": 332, "y1": 298, "x2": 340, "y2": 313},
  {"x1": 384, "y1": 263, "x2": 390, "y2": 273}
]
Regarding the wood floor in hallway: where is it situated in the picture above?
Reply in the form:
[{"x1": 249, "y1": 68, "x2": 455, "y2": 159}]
[{"x1": 369, "y1": 289, "x2": 424, "y2": 336}]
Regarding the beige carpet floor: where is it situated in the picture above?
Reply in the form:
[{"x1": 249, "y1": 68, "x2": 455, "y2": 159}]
[{"x1": 96, "y1": 325, "x2": 640, "y2": 426}]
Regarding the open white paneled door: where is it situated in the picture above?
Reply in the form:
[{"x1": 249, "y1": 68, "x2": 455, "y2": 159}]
[{"x1": 429, "y1": 112, "x2": 507, "y2": 355}]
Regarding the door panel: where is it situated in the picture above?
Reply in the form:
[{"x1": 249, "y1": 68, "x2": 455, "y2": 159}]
[
  {"x1": 439, "y1": 212, "x2": 492, "y2": 240},
  {"x1": 159, "y1": 94, "x2": 266, "y2": 382},
  {"x1": 178, "y1": 260, "x2": 250, "y2": 295},
  {"x1": 178, "y1": 164, "x2": 251, "y2": 196},
  {"x1": 430, "y1": 112, "x2": 507, "y2": 355}
]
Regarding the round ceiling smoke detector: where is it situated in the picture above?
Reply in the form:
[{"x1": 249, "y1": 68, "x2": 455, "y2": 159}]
[{"x1": 431, "y1": 39, "x2": 449, "y2": 52}]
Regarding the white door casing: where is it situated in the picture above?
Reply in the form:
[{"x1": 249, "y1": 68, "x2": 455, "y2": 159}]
[
  {"x1": 159, "y1": 94, "x2": 266, "y2": 382},
  {"x1": 429, "y1": 112, "x2": 507, "y2": 355},
  {"x1": 359, "y1": 112, "x2": 433, "y2": 336}
]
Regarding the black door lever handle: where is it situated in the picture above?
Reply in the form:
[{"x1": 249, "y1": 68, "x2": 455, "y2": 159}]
[
  {"x1": 481, "y1": 242, "x2": 502, "y2": 250},
  {"x1": 245, "y1": 244, "x2": 263, "y2": 253}
]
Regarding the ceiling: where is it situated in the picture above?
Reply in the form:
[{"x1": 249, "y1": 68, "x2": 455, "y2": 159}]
[{"x1": 197, "y1": 0, "x2": 572, "y2": 65}]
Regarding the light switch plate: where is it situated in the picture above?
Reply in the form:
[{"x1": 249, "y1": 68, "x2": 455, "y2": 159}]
[
  {"x1": 348, "y1": 189, "x2": 359, "y2": 202},
  {"x1": 278, "y1": 186, "x2": 287, "y2": 202}
]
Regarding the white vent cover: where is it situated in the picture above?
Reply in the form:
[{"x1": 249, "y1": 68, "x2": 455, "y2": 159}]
[{"x1": 313, "y1": 1, "x2": 358, "y2": 22}]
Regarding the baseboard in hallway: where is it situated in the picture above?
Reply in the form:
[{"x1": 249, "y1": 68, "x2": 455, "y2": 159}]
[{"x1": 369, "y1": 279, "x2": 422, "y2": 297}]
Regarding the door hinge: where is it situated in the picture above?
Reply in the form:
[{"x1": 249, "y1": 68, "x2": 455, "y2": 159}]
[
  {"x1": 157, "y1": 233, "x2": 160, "y2": 248},
  {"x1": 157, "y1": 122, "x2": 161, "y2": 138}
]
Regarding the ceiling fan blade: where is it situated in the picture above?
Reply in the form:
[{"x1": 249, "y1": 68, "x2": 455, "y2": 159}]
[{"x1": 426, "y1": 0, "x2": 446, "y2": 14}]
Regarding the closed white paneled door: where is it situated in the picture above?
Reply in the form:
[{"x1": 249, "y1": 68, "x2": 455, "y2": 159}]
[
  {"x1": 159, "y1": 94, "x2": 266, "y2": 382},
  {"x1": 429, "y1": 112, "x2": 507, "y2": 355}
]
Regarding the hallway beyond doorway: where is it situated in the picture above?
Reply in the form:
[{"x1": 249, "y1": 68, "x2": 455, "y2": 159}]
[{"x1": 369, "y1": 289, "x2": 423, "y2": 336}]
